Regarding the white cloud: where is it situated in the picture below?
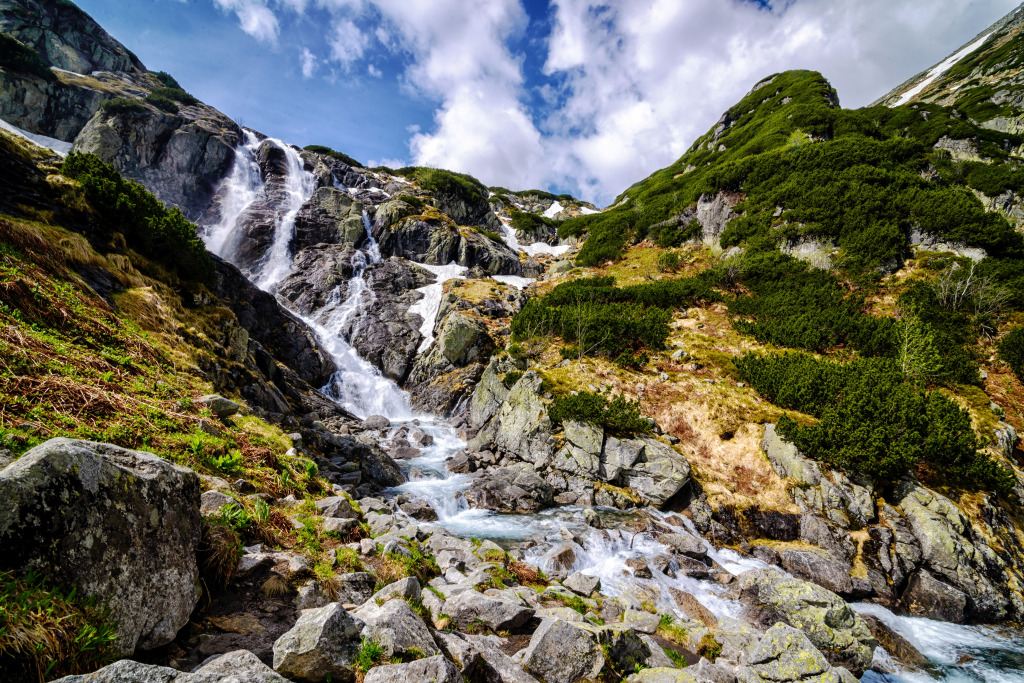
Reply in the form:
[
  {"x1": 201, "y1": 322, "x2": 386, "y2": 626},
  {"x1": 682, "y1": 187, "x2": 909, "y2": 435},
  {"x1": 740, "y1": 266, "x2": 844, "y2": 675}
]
[
  {"x1": 208, "y1": 0, "x2": 1020, "y2": 205},
  {"x1": 299, "y1": 47, "x2": 318, "y2": 78},
  {"x1": 213, "y1": 0, "x2": 279, "y2": 44},
  {"x1": 366, "y1": 156, "x2": 406, "y2": 168},
  {"x1": 329, "y1": 19, "x2": 368, "y2": 68}
]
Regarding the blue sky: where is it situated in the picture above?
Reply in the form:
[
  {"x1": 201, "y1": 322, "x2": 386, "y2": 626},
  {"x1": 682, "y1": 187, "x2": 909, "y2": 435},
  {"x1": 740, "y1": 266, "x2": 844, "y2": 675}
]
[{"x1": 75, "y1": 0, "x2": 1019, "y2": 205}]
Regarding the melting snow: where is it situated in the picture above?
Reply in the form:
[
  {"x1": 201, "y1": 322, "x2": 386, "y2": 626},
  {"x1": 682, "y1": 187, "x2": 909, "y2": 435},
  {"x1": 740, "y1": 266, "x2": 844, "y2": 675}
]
[
  {"x1": 492, "y1": 274, "x2": 534, "y2": 289},
  {"x1": 894, "y1": 31, "x2": 995, "y2": 106},
  {"x1": 409, "y1": 262, "x2": 468, "y2": 352},
  {"x1": 543, "y1": 200, "x2": 563, "y2": 218},
  {"x1": 0, "y1": 117, "x2": 72, "y2": 156}
]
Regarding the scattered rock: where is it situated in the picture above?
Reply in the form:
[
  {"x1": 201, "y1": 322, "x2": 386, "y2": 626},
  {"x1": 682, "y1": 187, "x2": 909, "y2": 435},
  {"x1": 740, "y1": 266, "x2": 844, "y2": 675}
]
[
  {"x1": 521, "y1": 618, "x2": 604, "y2": 683},
  {"x1": 272, "y1": 603, "x2": 364, "y2": 682},
  {"x1": 363, "y1": 655, "x2": 464, "y2": 683},
  {"x1": 564, "y1": 572, "x2": 601, "y2": 596},
  {"x1": 196, "y1": 394, "x2": 240, "y2": 418},
  {"x1": 444, "y1": 591, "x2": 535, "y2": 631}
]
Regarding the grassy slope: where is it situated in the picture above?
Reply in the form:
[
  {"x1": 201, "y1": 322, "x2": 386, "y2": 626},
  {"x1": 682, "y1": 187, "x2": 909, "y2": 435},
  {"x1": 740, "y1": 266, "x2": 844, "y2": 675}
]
[
  {"x1": 0, "y1": 130, "x2": 378, "y2": 679},
  {"x1": 515, "y1": 70, "x2": 1024, "y2": 516}
]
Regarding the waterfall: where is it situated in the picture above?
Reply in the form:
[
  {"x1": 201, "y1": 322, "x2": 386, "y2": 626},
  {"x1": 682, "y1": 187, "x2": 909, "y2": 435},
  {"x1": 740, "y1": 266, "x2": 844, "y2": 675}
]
[
  {"x1": 202, "y1": 138, "x2": 1024, "y2": 683},
  {"x1": 203, "y1": 129, "x2": 262, "y2": 258},
  {"x1": 255, "y1": 141, "x2": 317, "y2": 291}
]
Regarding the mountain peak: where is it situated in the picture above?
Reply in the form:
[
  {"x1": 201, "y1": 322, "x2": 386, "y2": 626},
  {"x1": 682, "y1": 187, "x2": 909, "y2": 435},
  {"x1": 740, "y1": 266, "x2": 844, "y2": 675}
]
[{"x1": 0, "y1": 0, "x2": 144, "y2": 74}]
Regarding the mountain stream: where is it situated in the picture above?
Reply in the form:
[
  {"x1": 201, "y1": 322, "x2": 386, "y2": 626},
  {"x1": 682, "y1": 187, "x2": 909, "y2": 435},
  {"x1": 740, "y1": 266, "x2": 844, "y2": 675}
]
[{"x1": 201, "y1": 133, "x2": 1024, "y2": 682}]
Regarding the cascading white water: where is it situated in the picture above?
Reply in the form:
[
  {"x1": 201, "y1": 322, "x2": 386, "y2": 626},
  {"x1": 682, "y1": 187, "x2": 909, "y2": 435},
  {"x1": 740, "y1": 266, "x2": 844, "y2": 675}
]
[
  {"x1": 255, "y1": 141, "x2": 318, "y2": 291},
  {"x1": 312, "y1": 212, "x2": 413, "y2": 419},
  {"x1": 204, "y1": 139, "x2": 1023, "y2": 683},
  {"x1": 204, "y1": 130, "x2": 263, "y2": 258}
]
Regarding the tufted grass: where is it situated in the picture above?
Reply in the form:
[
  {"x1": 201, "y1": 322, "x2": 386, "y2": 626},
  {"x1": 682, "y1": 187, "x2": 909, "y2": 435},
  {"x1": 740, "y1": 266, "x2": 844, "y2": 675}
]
[{"x1": 0, "y1": 570, "x2": 118, "y2": 681}]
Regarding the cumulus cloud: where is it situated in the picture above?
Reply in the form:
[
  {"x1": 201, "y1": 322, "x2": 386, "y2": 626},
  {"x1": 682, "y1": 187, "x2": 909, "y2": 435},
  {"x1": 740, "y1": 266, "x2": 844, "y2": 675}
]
[
  {"x1": 213, "y1": 0, "x2": 279, "y2": 44},
  {"x1": 367, "y1": 63, "x2": 382, "y2": 77},
  {"x1": 329, "y1": 18, "x2": 368, "y2": 68},
  {"x1": 209, "y1": 0, "x2": 1018, "y2": 204},
  {"x1": 300, "y1": 47, "x2": 318, "y2": 78}
]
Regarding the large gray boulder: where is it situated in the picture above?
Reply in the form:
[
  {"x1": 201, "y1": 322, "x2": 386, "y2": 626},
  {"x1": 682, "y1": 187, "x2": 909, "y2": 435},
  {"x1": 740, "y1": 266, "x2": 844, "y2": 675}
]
[
  {"x1": 272, "y1": 603, "x2": 364, "y2": 682},
  {"x1": 0, "y1": 438, "x2": 201, "y2": 655},
  {"x1": 363, "y1": 655, "x2": 464, "y2": 683},
  {"x1": 738, "y1": 570, "x2": 876, "y2": 676},
  {"x1": 444, "y1": 590, "x2": 535, "y2": 631},
  {"x1": 358, "y1": 598, "x2": 440, "y2": 659},
  {"x1": 521, "y1": 618, "x2": 604, "y2": 683},
  {"x1": 491, "y1": 371, "x2": 555, "y2": 466},
  {"x1": 464, "y1": 466, "x2": 555, "y2": 513},
  {"x1": 54, "y1": 650, "x2": 288, "y2": 682},
  {"x1": 736, "y1": 623, "x2": 859, "y2": 683},
  {"x1": 893, "y1": 481, "x2": 1010, "y2": 622},
  {"x1": 619, "y1": 437, "x2": 691, "y2": 507}
]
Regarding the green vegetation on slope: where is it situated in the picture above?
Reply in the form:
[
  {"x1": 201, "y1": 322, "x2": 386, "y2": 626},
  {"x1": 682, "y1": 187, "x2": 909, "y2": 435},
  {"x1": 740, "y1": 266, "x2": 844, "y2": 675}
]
[
  {"x1": 61, "y1": 152, "x2": 214, "y2": 283},
  {"x1": 736, "y1": 352, "x2": 1013, "y2": 493},
  {"x1": 303, "y1": 144, "x2": 362, "y2": 168},
  {"x1": 511, "y1": 275, "x2": 720, "y2": 359},
  {"x1": 392, "y1": 166, "x2": 488, "y2": 212},
  {"x1": 0, "y1": 33, "x2": 55, "y2": 82},
  {"x1": 560, "y1": 70, "x2": 1024, "y2": 271}
]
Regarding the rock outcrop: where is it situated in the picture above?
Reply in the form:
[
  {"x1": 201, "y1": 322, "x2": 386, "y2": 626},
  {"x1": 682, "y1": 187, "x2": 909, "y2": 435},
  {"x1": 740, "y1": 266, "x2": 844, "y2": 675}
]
[
  {"x1": 738, "y1": 569, "x2": 876, "y2": 676},
  {"x1": 373, "y1": 214, "x2": 521, "y2": 275},
  {"x1": 0, "y1": 438, "x2": 202, "y2": 655},
  {"x1": 74, "y1": 103, "x2": 240, "y2": 219}
]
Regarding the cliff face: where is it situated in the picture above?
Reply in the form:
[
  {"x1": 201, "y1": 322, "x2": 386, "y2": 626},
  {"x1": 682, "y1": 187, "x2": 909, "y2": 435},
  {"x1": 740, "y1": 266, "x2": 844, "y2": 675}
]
[
  {"x1": 0, "y1": 0, "x2": 144, "y2": 74},
  {"x1": 0, "y1": 0, "x2": 240, "y2": 217}
]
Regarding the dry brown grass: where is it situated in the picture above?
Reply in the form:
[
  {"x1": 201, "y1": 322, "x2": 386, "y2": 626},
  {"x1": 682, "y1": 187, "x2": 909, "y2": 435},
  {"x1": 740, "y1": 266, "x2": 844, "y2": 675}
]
[
  {"x1": 509, "y1": 561, "x2": 545, "y2": 586},
  {"x1": 198, "y1": 519, "x2": 240, "y2": 590}
]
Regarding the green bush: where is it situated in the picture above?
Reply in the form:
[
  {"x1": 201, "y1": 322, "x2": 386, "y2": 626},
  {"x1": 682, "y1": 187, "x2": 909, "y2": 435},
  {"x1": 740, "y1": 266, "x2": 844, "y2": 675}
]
[
  {"x1": 0, "y1": 34, "x2": 54, "y2": 82},
  {"x1": 61, "y1": 152, "x2": 214, "y2": 283},
  {"x1": 149, "y1": 86, "x2": 198, "y2": 106},
  {"x1": 726, "y1": 250, "x2": 894, "y2": 355},
  {"x1": 502, "y1": 371, "x2": 523, "y2": 389},
  {"x1": 477, "y1": 228, "x2": 505, "y2": 244},
  {"x1": 151, "y1": 70, "x2": 182, "y2": 89},
  {"x1": 736, "y1": 352, "x2": 1012, "y2": 493},
  {"x1": 393, "y1": 166, "x2": 488, "y2": 210},
  {"x1": 512, "y1": 275, "x2": 718, "y2": 359},
  {"x1": 998, "y1": 326, "x2": 1024, "y2": 381},
  {"x1": 510, "y1": 208, "x2": 561, "y2": 237},
  {"x1": 395, "y1": 194, "x2": 424, "y2": 210},
  {"x1": 100, "y1": 97, "x2": 146, "y2": 115},
  {"x1": 657, "y1": 251, "x2": 681, "y2": 272},
  {"x1": 549, "y1": 391, "x2": 651, "y2": 435},
  {"x1": 303, "y1": 144, "x2": 362, "y2": 168},
  {"x1": 144, "y1": 93, "x2": 178, "y2": 113}
]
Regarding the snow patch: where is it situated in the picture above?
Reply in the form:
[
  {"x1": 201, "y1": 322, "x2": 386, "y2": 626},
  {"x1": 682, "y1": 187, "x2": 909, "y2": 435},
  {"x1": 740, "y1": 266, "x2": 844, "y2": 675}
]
[
  {"x1": 0, "y1": 117, "x2": 72, "y2": 156},
  {"x1": 543, "y1": 200, "x2": 563, "y2": 218},
  {"x1": 894, "y1": 31, "x2": 995, "y2": 106},
  {"x1": 409, "y1": 262, "x2": 468, "y2": 352},
  {"x1": 492, "y1": 274, "x2": 534, "y2": 289}
]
